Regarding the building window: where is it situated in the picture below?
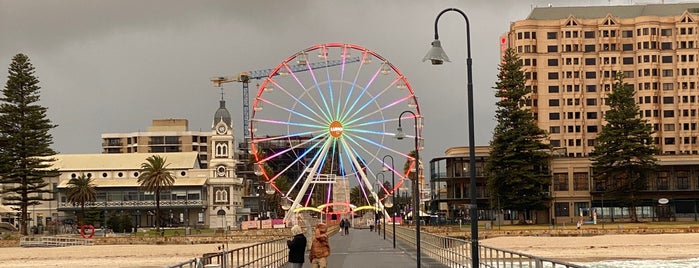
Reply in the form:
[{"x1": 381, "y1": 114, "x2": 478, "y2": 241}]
[
  {"x1": 661, "y1": 28, "x2": 672, "y2": 36},
  {"x1": 584, "y1": 31, "x2": 595, "y2": 38},
  {"x1": 573, "y1": 173, "x2": 588, "y2": 191},
  {"x1": 547, "y1": 32, "x2": 557, "y2": 39},
  {"x1": 548, "y1": 72, "x2": 559, "y2": 80},
  {"x1": 549, "y1": 126, "x2": 560, "y2": 133},
  {"x1": 548, "y1": 86, "x2": 560, "y2": 93},
  {"x1": 547, "y1": 58, "x2": 558, "y2": 66},
  {"x1": 677, "y1": 171, "x2": 690, "y2": 190},
  {"x1": 585, "y1": 72, "x2": 596, "y2": 79},
  {"x1": 549, "y1": 113, "x2": 560, "y2": 120},
  {"x1": 549, "y1": 99, "x2": 560, "y2": 107},
  {"x1": 554, "y1": 202, "x2": 569, "y2": 217},
  {"x1": 553, "y1": 173, "x2": 569, "y2": 191},
  {"x1": 547, "y1": 45, "x2": 558, "y2": 53},
  {"x1": 550, "y1": 140, "x2": 561, "y2": 147},
  {"x1": 587, "y1": 125, "x2": 598, "y2": 133},
  {"x1": 215, "y1": 143, "x2": 228, "y2": 157},
  {"x1": 657, "y1": 172, "x2": 669, "y2": 190}
]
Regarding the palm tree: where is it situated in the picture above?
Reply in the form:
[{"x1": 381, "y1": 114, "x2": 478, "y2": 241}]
[
  {"x1": 137, "y1": 155, "x2": 175, "y2": 234},
  {"x1": 350, "y1": 185, "x2": 369, "y2": 207},
  {"x1": 66, "y1": 174, "x2": 96, "y2": 225}
]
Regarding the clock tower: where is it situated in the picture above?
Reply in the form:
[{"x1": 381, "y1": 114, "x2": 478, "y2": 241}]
[{"x1": 206, "y1": 94, "x2": 241, "y2": 229}]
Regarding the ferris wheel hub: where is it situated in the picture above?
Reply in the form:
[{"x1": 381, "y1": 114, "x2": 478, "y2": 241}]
[{"x1": 329, "y1": 121, "x2": 343, "y2": 138}]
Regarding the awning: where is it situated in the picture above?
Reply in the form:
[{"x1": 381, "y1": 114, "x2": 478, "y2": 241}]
[{"x1": 406, "y1": 210, "x2": 430, "y2": 217}]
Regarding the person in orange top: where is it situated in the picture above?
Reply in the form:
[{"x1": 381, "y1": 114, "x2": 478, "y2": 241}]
[{"x1": 309, "y1": 223, "x2": 330, "y2": 268}]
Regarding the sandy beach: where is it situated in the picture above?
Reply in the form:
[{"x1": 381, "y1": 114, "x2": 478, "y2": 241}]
[
  {"x1": 0, "y1": 243, "x2": 249, "y2": 268},
  {"x1": 481, "y1": 233, "x2": 699, "y2": 262},
  {"x1": 0, "y1": 233, "x2": 698, "y2": 267}
]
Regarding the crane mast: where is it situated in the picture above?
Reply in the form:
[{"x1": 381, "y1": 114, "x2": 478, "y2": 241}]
[{"x1": 210, "y1": 56, "x2": 361, "y2": 141}]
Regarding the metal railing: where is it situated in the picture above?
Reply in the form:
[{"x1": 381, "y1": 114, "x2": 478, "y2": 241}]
[
  {"x1": 168, "y1": 223, "x2": 338, "y2": 268},
  {"x1": 168, "y1": 237, "x2": 288, "y2": 268},
  {"x1": 389, "y1": 225, "x2": 586, "y2": 268},
  {"x1": 169, "y1": 224, "x2": 579, "y2": 268}
]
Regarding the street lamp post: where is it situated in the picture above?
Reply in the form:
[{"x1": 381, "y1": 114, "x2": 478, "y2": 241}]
[
  {"x1": 382, "y1": 154, "x2": 396, "y2": 248},
  {"x1": 396, "y1": 110, "x2": 421, "y2": 268},
  {"x1": 423, "y1": 7, "x2": 479, "y2": 267},
  {"x1": 375, "y1": 174, "x2": 383, "y2": 238}
]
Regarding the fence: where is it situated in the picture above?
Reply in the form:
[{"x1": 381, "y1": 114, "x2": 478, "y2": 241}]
[
  {"x1": 20, "y1": 236, "x2": 93, "y2": 247},
  {"x1": 167, "y1": 237, "x2": 288, "y2": 268},
  {"x1": 170, "y1": 224, "x2": 581, "y2": 268},
  {"x1": 390, "y1": 225, "x2": 586, "y2": 268}
]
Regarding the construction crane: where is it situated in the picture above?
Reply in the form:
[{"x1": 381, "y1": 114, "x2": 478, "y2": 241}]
[{"x1": 210, "y1": 56, "x2": 361, "y2": 141}]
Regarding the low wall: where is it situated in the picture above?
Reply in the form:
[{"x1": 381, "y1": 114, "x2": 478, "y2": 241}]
[
  {"x1": 0, "y1": 228, "x2": 293, "y2": 247},
  {"x1": 424, "y1": 225, "x2": 699, "y2": 240}
]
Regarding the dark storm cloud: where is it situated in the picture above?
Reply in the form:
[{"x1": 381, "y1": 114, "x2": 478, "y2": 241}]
[{"x1": 0, "y1": 0, "x2": 690, "y2": 170}]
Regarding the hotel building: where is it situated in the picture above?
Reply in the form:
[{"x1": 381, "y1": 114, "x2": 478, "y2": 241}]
[{"x1": 431, "y1": 3, "x2": 699, "y2": 225}]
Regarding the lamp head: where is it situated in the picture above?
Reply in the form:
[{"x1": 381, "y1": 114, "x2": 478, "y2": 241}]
[
  {"x1": 422, "y1": 39, "x2": 450, "y2": 65},
  {"x1": 395, "y1": 127, "x2": 406, "y2": 140}
]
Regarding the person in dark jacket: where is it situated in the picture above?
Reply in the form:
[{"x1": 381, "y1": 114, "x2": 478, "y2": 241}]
[{"x1": 287, "y1": 225, "x2": 307, "y2": 268}]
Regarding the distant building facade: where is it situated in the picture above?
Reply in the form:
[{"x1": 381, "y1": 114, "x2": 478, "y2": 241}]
[{"x1": 101, "y1": 119, "x2": 210, "y2": 168}]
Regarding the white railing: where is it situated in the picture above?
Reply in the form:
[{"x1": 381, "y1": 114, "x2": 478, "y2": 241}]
[
  {"x1": 20, "y1": 236, "x2": 93, "y2": 247},
  {"x1": 59, "y1": 199, "x2": 204, "y2": 209}
]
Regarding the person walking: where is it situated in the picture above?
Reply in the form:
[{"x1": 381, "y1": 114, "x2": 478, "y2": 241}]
[
  {"x1": 343, "y1": 218, "x2": 350, "y2": 235},
  {"x1": 309, "y1": 223, "x2": 330, "y2": 268},
  {"x1": 287, "y1": 225, "x2": 307, "y2": 268},
  {"x1": 339, "y1": 218, "x2": 345, "y2": 236}
]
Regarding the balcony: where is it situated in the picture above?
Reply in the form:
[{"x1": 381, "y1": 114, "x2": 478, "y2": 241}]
[{"x1": 59, "y1": 199, "x2": 205, "y2": 209}]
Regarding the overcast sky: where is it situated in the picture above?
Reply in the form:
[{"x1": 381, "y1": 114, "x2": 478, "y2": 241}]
[{"x1": 0, "y1": 0, "x2": 689, "y2": 169}]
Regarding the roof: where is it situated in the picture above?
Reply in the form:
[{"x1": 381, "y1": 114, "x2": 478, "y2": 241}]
[
  {"x1": 50, "y1": 152, "x2": 201, "y2": 171},
  {"x1": 57, "y1": 177, "x2": 207, "y2": 188},
  {"x1": 528, "y1": 3, "x2": 699, "y2": 20}
]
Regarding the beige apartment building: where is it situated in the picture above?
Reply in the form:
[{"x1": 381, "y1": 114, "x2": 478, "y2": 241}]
[
  {"x1": 430, "y1": 3, "x2": 699, "y2": 225},
  {"x1": 510, "y1": 3, "x2": 699, "y2": 157},
  {"x1": 101, "y1": 118, "x2": 210, "y2": 168}
]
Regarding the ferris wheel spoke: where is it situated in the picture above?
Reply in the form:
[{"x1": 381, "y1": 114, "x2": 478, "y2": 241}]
[
  {"x1": 268, "y1": 78, "x2": 329, "y2": 124},
  {"x1": 339, "y1": 50, "x2": 372, "y2": 122},
  {"x1": 334, "y1": 46, "x2": 352, "y2": 118},
  {"x1": 344, "y1": 94, "x2": 414, "y2": 127},
  {"x1": 256, "y1": 96, "x2": 326, "y2": 126},
  {"x1": 283, "y1": 138, "x2": 333, "y2": 203},
  {"x1": 284, "y1": 63, "x2": 333, "y2": 122},
  {"x1": 342, "y1": 77, "x2": 401, "y2": 124},
  {"x1": 252, "y1": 118, "x2": 325, "y2": 130},
  {"x1": 347, "y1": 117, "x2": 399, "y2": 129},
  {"x1": 301, "y1": 52, "x2": 334, "y2": 122},
  {"x1": 254, "y1": 132, "x2": 326, "y2": 165},
  {"x1": 339, "y1": 63, "x2": 384, "y2": 122},
  {"x1": 339, "y1": 138, "x2": 382, "y2": 202}
]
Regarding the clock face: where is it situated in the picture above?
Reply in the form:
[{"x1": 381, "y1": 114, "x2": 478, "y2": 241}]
[
  {"x1": 216, "y1": 166, "x2": 226, "y2": 177},
  {"x1": 217, "y1": 125, "x2": 226, "y2": 134}
]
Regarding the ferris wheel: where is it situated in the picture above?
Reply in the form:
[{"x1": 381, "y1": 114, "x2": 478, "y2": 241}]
[{"x1": 249, "y1": 43, "x2": 421, "y2": 223}]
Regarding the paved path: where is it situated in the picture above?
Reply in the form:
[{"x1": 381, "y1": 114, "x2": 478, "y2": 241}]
[{"x1": 321, "y1": 227, "x2": 448, "y2": 268}]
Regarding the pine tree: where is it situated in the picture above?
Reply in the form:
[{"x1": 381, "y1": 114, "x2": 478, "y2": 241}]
[
  {"x1": 485, "y1": 48, "x2": 551, "y2": 224},
  {"x1": 0, "y1": 53, "x2": 59, "y2": 235},
  {"x1": 591, "y1": 73, "x2": 658, "y2": 222}
]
